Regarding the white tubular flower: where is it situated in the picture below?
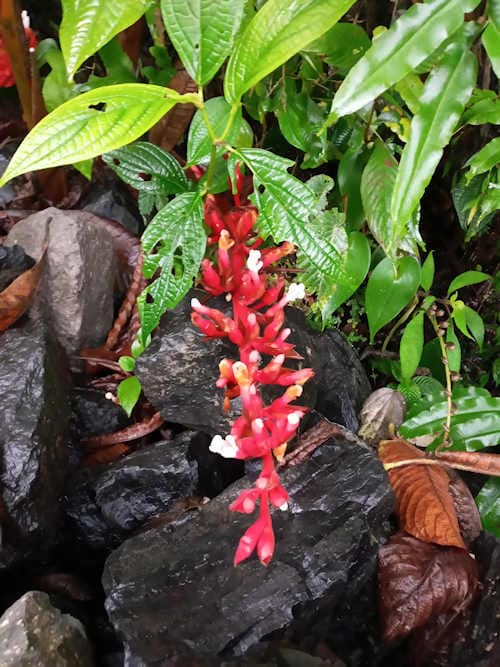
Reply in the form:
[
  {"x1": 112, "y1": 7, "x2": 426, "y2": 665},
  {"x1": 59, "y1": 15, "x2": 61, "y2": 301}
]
[
  {"x1": 190, "y1": 297, "x2": 201, "y2": 309},
  {"x1": 279, "y1": 502, "x2": 289, "y2": 511},
  {"x1": 246, "y1": 249, "x2": 263, "y2": 274},
  {"x1": 287, "y1": 282, "x2": 306, "y2": 302},
  {"x1": 209, "y1": 434, "x2": 239, "y2": 458},
  {"x1": 21, "y1": 10, "x2": 30, "y2": 29}
]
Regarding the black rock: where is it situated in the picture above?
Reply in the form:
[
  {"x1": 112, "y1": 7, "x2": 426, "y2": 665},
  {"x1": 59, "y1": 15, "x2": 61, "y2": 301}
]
[
  {"x1": 70, "y1": 388, "x2": 131, "y2": 440},
  {"x1": 103, "y1": 438, "x2": 394, "y2": 665},
  {"x1": 0, "y1": 244, "x2": 35, "y2": 292},
  {"x1": 135, "y1": 294, "x2": 370, "y2": 436},
  {"x1": 65, "y1": 433, "x2": 199, "y2": 550},
  {"x1": 0, "y1": 318, "x2": 69, "y2": 569}
]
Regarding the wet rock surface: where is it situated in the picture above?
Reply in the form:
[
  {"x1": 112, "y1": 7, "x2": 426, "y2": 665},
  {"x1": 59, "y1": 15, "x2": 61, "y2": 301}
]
[
  {"x1": 5, "y1": 207, "x2": 116, "y2": 353},
  {"x1": 135, "y1": 294, "x2": 370, "y2": 435},
  {"x1": 70, "y1": 388, "x2": 131, "y2": 440},
  {"x1": 103, "y1": 437, "x2": 394, "y2": 665},
  {"x1": 0, "y1": 244, "x2": 35, "y2": 292},
  {"x1": 0, "y1": 591, "x2": 94, "y2": 666},
  {"x1": 0, "y1": 318, "x2": 69, "y2": 568}
]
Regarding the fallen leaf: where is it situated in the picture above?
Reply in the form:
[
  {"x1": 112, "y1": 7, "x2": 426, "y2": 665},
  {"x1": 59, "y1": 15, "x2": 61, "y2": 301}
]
[
  {"x1": 435, "y1": 450, "x2": 500, "y2": 476},
  {"x1": 378, "y1": 531, "x2": 480, "y2": 643},
  {"x1": 379, "y1": 439, "x2": 465, "y2": 548},
  {"x1": 358, "y1": 388, "x2": 406, "y2": 445},
  {"x1": 81, "y1": 411, "x2": 164, "y2": 450},
  {"x1": 410, "y1": 604, "x2": 470, "y2": 667},
  {"x1": 0, "y1": 246, "x2": 45, "y2": 331},
  {"x1": 83, "y1": 442, "x2": 131, "y2": 465},
  {"x1": 447, "y1": 468, "x2": 482, "y2": 546}
]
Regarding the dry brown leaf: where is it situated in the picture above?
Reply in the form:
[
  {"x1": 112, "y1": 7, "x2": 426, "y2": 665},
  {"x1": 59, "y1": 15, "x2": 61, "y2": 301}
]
[
  {"x1": 447, "y1": 469, "x2": 482, "y2": 546},
  {"x1": 0, "y1": 247, "x2": 45, "y2": 331},
  {"x1": 379, "y1": 439, "x2": 465, "y2": 549},
  {"x1": 378, "y1": 531, "x2": 480, "y2": 643},
  {"x1": 149, "y1": 67, "x2": 197, "y2": 152},
  {"x1": 358, "y1": 388, "x2": 406, "y2": 445},
  {"x1": 83, "y1": 443, "x2": 131, "y2": 466},
  {"x1": 435, "y1": 450, "x2": 500, "y2": 476},
  {"x1": 82, "y1": 411, "x2": 164, "y2": 450}
]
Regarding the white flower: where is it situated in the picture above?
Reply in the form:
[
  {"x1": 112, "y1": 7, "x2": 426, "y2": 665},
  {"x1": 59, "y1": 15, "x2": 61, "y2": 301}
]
[
  {"x1": 279, "y1": 502, "x2": 289, "y2": 511},
  {"x1": 21, "y1": 10, "x2": 30, "y2": 29},
  {"x1": 246, "y1": 249, "x2": 263, "y2": 274},
  {"x1": 286, "y1": 282, "x2": 305, "y2": 302},
  {"x1": 209, "y1": 434, "x2": 239, "y2": 458},
  {"x1": 191, "y1": 297, "x2": 201, "y2": 309}
]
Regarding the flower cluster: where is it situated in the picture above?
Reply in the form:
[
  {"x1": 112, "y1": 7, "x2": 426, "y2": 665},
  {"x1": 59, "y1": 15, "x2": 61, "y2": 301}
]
[
  {"x1": 191, "y1": 167, "x2": 314, "y2": 566},
  {"x1": 0, "y1": 11, "x2": 37, "y2": 88}
]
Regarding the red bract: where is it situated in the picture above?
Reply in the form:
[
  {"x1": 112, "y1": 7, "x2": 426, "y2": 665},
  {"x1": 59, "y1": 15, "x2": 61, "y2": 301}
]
[
  {"x1": 0, "y1": 11, "x2": 37, "y2": 88},
  {"x1": 191, "y1": 165, "x2": 313, "y2": 566}
]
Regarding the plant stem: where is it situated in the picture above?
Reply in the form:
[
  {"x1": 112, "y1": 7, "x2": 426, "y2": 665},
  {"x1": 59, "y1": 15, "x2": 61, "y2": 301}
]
[
  {"x1": 204, "y1": 143, "x2": 217, "y2": 193},
  {"x1": 381, "y1": 296, "x2": 419, "y2": 353},
  {"x1": 428, "y1": 312, "x2": 453, "y2": 448},
  {"x1": 219, "y1": 103, "x2": 240, "y2": 142}
]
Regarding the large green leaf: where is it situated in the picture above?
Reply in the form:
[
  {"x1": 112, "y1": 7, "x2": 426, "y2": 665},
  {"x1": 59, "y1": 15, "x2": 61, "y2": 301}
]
[
  {"x1": 60, "y1": 0, "x2": 150, "y2": 79},
  {"x1": 138, "y1": 192, "x2": 205, "y2": 342},
  {"x1": 476, "y1": 478, "x2": 500, "y2": 538},
  {"x1": 103, "y1": 142, "x2": 188, "y2": 195},
  {"x1": 0, "y1": 85, "x2": 199, "y2": 187},
  {"x1": 482, "y1": 22, "x2": 500, "y2": 78},
  {"x1": 465, "y1": 138, "x2": 500, "y2": 178},
  {"x1": 224, "y1": 0, "x2": 355, "y2": 103},
  {"x1": 400, "y1": 387, "x2": 500, "y2": 451},
  {"x1": 304, "y1": 22, "x2": 370, "y2": 74},
  {"x1": 391, "y1": 38, "x2": 477, "y2": 228},
  {"x1": 161, "y1": 0, "x2": 245, "y2": 85},
  {"x1": 400, "y1": 311, "x2": 424, "y2": 386},
  {"x1": 187, "y1": 97, "x2": 243, "y2": 165},
  {"x1": 328, "y1": 0, "x2": 478, "y2": 121},
  {"x1": 489, "y1": 0, "x2": 500, "y2": 31},
  {"x1": 461, "y1": 92, "x2": 500, "y2": 126},
  {"x1": 365, "y1": 256, "x2": 421, "y2": 342}
]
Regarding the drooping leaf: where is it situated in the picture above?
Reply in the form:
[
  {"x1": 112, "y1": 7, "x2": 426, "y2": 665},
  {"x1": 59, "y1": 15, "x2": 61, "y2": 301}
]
[
  {"x1": 378, "y1": 532, "x2": 480, "y2": 642},
  {"x1": 328, "y1": 0, "x2": 478, "y2": 121},
  {"x1": 476, "y1": 477, "x2": 500, "y2": 538},
  {"x1": 224, "y1": 0, "x2": 356, "y2": 103},
  {"x1": 421, "y1": 253, "x2": 435, "y2": 291},
  {"x1": 187, "y1": 97, "x2": 243, "y2": 165},
  {"x1": 103, "y1": 142, "x2": 188, "y2": 195},
  {"x1": 464, "y1": 306, "x2": 485, "y2": 350},
  {"x1": 0, "y1": 85, "x2": 199, "y2": 187},
  {"x1": 400, "y1": 387, "x2": 500, "y2": 451},
  {"x1": 447, "y1": 270, "x2": 490, "y2": 295},
  {"x1": 138, "y1": 192, "x2": 205, "y2": 343},
  {"x1": 400, "y1": 311, "x2": 424, "y2": 386},
  {"x1": 337, "y1": 144, "x2": 369, "y2": 230},
  {"x1": 0, "y1": 249, "x2": 46, "y2": 331},
  {"x1": 379, "y1": 439, "x2": 465, "y2": 548},
  {"x1": 482, "y1": 22, "x2": 500, "y2": 78},
  {"x1": 465, "y1": 138, "x2": 500, "y2": 179},
  {"x1": 161, "y1": 0, "x2": 245, "y2": 85},
  {"x1": 365, "y1": 256, "x2": 421, "y2": 342},
  {"x1": 391, "y1": 37, "x2": 477, "y2": 228},
  {"x1": 60, "y1": 0, "x2": 150, "y2": 79},
  {"x1": 117, "y1": 376, "x2": 142, "y2": 418}
]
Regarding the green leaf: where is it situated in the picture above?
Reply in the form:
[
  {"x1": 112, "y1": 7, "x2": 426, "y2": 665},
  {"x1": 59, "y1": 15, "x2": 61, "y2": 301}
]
[
  {"x1": 391, "y1": 37, "x2": 477, "y2": 228},
  {"x1": 328, "y1": 0, "x2": 477, "y2": 120},
  {"x1": 60, "y1": 0, "x2": 150, "y2": 79},
  {"x1": 447, "y1": 270, "x2": 490, "y2": 295},
  {"x1": 461, "y1": 92, "x2": 500, "y2": 126},
  {"x1": 0, "y1": 85, "x2": 199, "y2": 187},
  {"x1": 338, "y1": 145, "x2": 369, "y2": 230},
  {"x1": 304, "y1": 22, "x2": 370, "y2": 74},
  {"x1": 451, "y1": 299, "x2": 471, "y2": 340},
  {"x1": 465, "y1": 138, "x2": 500, "y2": 178},
  {"x1": 421, "y1": 253, "x2": 435, "y2": 291},
  {"x1": 365, "y1": 256, "x2": 421, "y2": 342},
  {"x1": 117, "y1": 376, "x2": 142, "y2": 417},
  {"x1": 119, "y1": 356, "x2": 136, "y2": 373},
  {"x1": 446, "y1": 324, "x2": 461, "y2": 373},
  {"x1": 224, "y1": 0, "x2": 356, "y2": 103},
  {"x1": 235, "y1": 148, "x2": 350, "y2": 292},
  {"x1": 489, "y1": 0, "x2": 500, "y2": 31},
  {"x1": 400, "y1": 386, "x2": 500, "y2": 451},
  {"x1": 476, "y1": 477, "x2": 500, "y2": 538},
  {"x1": 187, "y1": 97, "x2": 242, "y2": 165},
  {"x1": 483, "y1": 22, "x2": 500, "y2": 78},
  {"x1": 138, "y1": 193, "x2": 205, "y2": 342},
  {"x1": 464, "y1": 306, "x2": 485, "y2": 350},
  {"x1": 37, "y1": 39, "x2": 76, "y2": 112},
  {"x1": 103, "y1": 142, "x2": 188, "y2": 195},
  {"x1": 161, "y1": 0, "x2": 245, "y2": 85},
  {"x1": 400, "y1": 311, "x2": 424, "y2": 385}
]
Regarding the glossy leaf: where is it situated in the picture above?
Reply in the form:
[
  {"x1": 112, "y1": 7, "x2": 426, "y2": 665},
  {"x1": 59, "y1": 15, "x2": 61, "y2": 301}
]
[
  {"x1": 465, "y1": 138, "x2": 500, "y2": 178},
  {"x1": 379, "y1": 532, "x2": 480, "y2": 642},
  {"x1": 400, "y1": 311, "x2": 424, "y2": 386},
  {"x1": 117, "y1": 376, "x2": 141, "y2": 418},
  {"x1": 138, "y1": 193, "x2": 205, "y2": 342},
  {"x1": 489, "y1": 0, "x2": 500, "y2": 31},
  {"x1": 118, "y1": 356, "x2": 136, "y2": 373},
  {"x1": 337, "y1": 145, "x2": 369, "y2": 230},
  {"x1": 60, "y1": 0, "x2": 149, "y2": 78},
  {"x1": 452, "y1": 302, "x2": 485, "y2": 350},
  {"x1": 447, "y1": 270, "x2": 490, "y2": 295},
  {"x1": 446, "y1": 324, "x2": 461, "y2": 373},
  {"x1": 391, "y1": 38, "x2": 477, "y2": 228},
  {"x1": 461, "y1": 93, "x2": 500, "y2": 126},
  {"x1": 482, "y1": 22, "x2": 500, "y2": 78},
  {"x1": 365, "y1": 256, "x2": 421, "y2": 342},
  {"x1": 161, "y1": 0, "x2": 245, "y2": 85},
  {"x1": 0, "y1": 85, "x2": 199, "y2": 187},
  {"x1": 379, "y1": 439, "x2": 465, "y2": 548},
  {"x1": 103, "y1": 142, "x2": 188, "y2": 195},
  {"x1": 224, "y1": 0, "x2": 355, "y2": 103},
  {"x1": 328, "y1": 0, "x2": 477, "y2": 120},
  {"x1": 421, "y1": 253, "x2": 435, "y2": 291},
  {"x1": 304, "y1": 22, "x2": 370, "y2": 74},
  {"x1": 476, "y1": 477, "x2": 500, "y2": 538},
  {"x1": 187, "y1": 97, "x2": 242, "y2": 165}
]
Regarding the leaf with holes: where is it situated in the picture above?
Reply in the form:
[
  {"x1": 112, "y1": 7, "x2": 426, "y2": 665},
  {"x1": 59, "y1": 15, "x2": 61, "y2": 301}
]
[
  {"x1": 0, "y1": 85, "x2": 199, "y2": 187},
  {"x1": 224, "y1": 0, "x2": 356, "y2": 102},
  {"x1": 379, "y1": 439, "x2": 465, "y2": 548},
  {"x1": 60, "y1": 0, "x2": 150, "y2": 78},
  {"x1": 138, "y1": 192, "x2": 205, "y2": 343},
  {"x1": 103, "y1": 142, "x2": 188, "y2": 196},
  {"x1": 378, "y1": 532, "x2": 480, "y2": 642},
  {"x1": 161, "y1": 0, "x2": 245, "y2": 85}
]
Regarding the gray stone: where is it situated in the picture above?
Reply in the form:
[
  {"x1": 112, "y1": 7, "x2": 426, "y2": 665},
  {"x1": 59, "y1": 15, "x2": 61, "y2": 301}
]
[
  {"x1": 103, "y1": 437, "x2": 394, "y2": 665},
  {"x1": 0, "y1": 318, "x2": 69, "y2": 568},
  {"x1": 5, "y1": 207, "x2": 116, "y2": 353},
  {"x1": 0, "y1": 591, "x2": 94, "y2": 666}
]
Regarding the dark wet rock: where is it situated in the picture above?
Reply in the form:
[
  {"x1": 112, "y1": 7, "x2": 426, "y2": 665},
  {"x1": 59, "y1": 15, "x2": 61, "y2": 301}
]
[
  {"x1": 103, "y1": 437, "x2": 393, "y2": 664},
  {"x1": 135, "y1": 294, "x2": 370, "y2": 436},
  {"x1": 0, "y1": 591, "x2": 94, "y2": 666},
  {"x1": 65, "y1": 433, "x2": 199, "y2": 550},
  {"x1": 0, "y1": 244, "x2": 35, "y2": 292},
  {"x1": 0, "y1": 154, "x2": 15, "y2": 206},
  {"x1": 0, "y1": 319, "x2": 69, "y2": 569},
  {"x1": 70, "y1": 388, "x2": 131, "y2": 440},
  {"x1": 5, "y1": 207, "x2": 116, "y2": 353}
]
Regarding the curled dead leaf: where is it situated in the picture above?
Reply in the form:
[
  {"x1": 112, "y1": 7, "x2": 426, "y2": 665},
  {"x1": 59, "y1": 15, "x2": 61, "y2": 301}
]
[
  {"x1": 447, "y1": 468, "x2": 482, "y2": 546},
  {"x1": 435, "y1": 450, "x2": 500, "y2": 477},
  {"x1": 358, "y1": 388, "x2": 406, "y2": 446},
  {"x1": 379, "y1": 439, "x2": 465, "y2": 549},
  {"x1": 81, "y1": 411, "x2": 164, "y2": 451},
  {"x1": 83, "y1": 442, "x2": 131, "y2": 466},
  {"x1": 0, "y1": 246, "x2": 45, "y2": 331},
  {"x1": 378, "y1": 531, "x2": 480, "y2": 643}
]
